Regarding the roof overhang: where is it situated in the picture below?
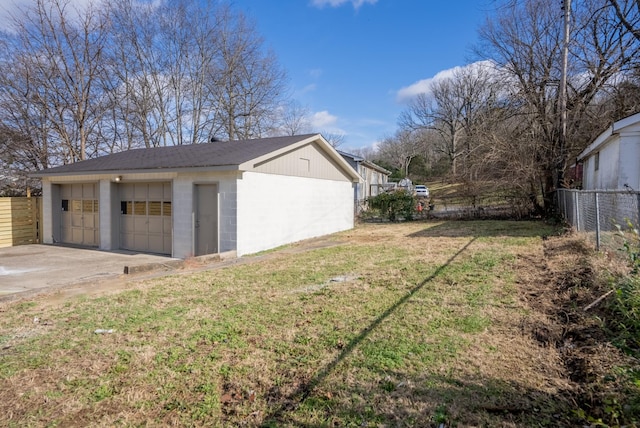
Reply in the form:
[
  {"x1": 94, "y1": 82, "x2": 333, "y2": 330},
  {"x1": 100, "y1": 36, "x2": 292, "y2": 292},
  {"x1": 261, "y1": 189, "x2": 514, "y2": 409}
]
[
  {"x1": 31, "y1": 164, "x2": 241, "y2": 179},
  {"x1": 578, "y1": 111, "x2": 640, "y2": 161}
]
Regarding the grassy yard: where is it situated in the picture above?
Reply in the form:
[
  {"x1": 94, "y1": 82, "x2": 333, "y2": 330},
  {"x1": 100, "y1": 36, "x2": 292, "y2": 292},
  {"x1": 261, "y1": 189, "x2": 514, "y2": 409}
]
[{"x1": 1, "y1": 220, "x2": 638, "y2": 427}]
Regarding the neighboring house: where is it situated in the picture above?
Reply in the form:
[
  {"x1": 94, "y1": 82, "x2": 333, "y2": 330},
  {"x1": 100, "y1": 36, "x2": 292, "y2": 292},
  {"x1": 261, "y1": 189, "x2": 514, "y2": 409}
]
[
  {"x1": 33, "y1": 134, "x2": 361, "y2": 258},
  {"x1": 578, "y1": 112, "x2": 640, "y2": 190},
  {"x1": 338, "y1": 151, "x2": 390, "y2": 211}
]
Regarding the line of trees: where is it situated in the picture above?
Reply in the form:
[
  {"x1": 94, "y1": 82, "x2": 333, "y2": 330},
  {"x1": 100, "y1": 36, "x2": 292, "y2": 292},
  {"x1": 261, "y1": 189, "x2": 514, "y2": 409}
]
[
  {"x1": 371, "y1": 0, "x2": 640, "y2": 213},
  {"x1": 0, "y1": 0, "x2": 290, "y2": 193}
]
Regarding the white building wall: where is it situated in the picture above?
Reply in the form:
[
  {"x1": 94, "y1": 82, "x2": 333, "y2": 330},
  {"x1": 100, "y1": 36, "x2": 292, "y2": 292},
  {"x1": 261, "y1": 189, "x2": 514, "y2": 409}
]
[
  {"x1": 619, "y1": 133, "x2": 640, "y2": 190},
  {"x1": 98, "y1": 179, "x2": 117, "y2": 250},
  {"x1": 42, "y1": 180, "x2": 54, "y2": 244},
  {"x1": 583, "y1": 138, "x2": 620, "y2": 190},
  {"x1": 236, "y1": 172, "x2": 354, "y2": 256}
]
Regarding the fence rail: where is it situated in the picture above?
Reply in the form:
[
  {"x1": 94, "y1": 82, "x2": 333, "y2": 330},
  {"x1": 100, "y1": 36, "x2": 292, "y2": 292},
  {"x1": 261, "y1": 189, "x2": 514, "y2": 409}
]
[
  {"x1": 0, "y1": 197, "x2": 41, "y2": 248},
  {"x1": 556, "y1": 189, "x2": 640, "y2": 252}
]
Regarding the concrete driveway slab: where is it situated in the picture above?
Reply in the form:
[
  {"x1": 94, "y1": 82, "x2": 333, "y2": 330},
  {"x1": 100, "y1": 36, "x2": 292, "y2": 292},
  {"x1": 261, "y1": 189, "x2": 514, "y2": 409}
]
[{"x1": 0, "y1": 245, "x2": 176, "y2": 297}]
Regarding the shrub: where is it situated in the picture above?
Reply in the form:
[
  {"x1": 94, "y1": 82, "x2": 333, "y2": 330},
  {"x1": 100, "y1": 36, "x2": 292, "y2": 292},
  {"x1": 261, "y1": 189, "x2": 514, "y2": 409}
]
[{"x1": 367, "y1": 190, "x2": 416, "y2": 221}]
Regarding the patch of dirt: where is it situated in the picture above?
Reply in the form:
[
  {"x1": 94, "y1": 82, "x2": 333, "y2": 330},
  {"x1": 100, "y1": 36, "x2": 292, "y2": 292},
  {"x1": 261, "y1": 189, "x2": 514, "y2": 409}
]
[{"x1": 516, "y1": 232, "x2": 638, "y2": 424}]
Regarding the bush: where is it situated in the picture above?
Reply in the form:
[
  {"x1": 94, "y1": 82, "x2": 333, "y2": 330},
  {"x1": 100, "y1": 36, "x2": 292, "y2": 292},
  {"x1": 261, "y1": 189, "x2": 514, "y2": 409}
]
[
  {"x1": 367, "y1": 190, "x2": 416, "y2": 221},
  {"x1": 610, "y1": 221, "x2": 640, "y2": 353}
]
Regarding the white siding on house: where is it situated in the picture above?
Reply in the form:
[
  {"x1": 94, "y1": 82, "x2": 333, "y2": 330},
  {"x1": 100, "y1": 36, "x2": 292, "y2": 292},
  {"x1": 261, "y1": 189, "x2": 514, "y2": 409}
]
[
  {"x1": 619, "y1": 134, "x2": 640, "y2": 191},
  {"x1": 236, "y1": 172, "x2": 354, "y2": 256},
  {"x1": 580, "y1": 113, "x2": 640, "y2": 191},
  {"x1": 583, "y1": 137, "x2": 620, "y2": 190}
]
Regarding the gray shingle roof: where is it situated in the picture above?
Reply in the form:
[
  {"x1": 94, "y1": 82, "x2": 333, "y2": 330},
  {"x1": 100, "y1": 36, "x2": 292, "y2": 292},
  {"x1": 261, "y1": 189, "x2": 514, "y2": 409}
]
[{"x1": 35, "y1": 134, "x2": 319, "y2": 175}]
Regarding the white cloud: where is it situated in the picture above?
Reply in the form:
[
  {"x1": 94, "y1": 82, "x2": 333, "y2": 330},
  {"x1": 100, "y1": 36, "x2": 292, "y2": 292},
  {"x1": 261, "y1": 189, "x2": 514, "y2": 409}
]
[
  {"x1": 0, "y1": 0, "x2": 157, "y2": 30},
  {"x1": 310, "y1": 0, "x2": 377, "y2": 10},
  {"x1": 396, "y1": 68, "x2": 459, "y2": 103},
  {"x1": 311, "y1": 110, "x2": 338, "y2": 128},
  {"x1": 396, "y1": 60, "x2": 497, "y2": 103}
]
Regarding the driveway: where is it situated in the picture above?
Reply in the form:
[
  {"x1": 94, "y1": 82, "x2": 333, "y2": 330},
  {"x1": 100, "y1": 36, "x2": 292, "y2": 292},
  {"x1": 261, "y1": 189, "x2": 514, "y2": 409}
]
[{"x1": 0, "y1": 244, "x2": 177, "y2": 299}]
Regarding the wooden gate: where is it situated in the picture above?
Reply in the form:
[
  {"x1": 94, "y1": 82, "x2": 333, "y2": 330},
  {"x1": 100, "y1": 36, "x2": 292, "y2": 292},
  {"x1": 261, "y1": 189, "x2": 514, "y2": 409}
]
[{"x1": 0, "y1": 197, "x2": 42, "y2": 248}]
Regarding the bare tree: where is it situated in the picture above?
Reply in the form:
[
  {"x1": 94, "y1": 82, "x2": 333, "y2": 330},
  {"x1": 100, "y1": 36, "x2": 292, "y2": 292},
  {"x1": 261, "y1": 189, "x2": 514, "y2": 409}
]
[
  {"x1": 271, "y1": 100, "x2": 311, "y2": 136},
  {"x1": 0, "y1": 0, "x2": 290, "y2": 174},
  {"x1": 321, "y1": 132, "x2": 346, "y2": 148},
  {"x1": 209, "y1": 8, "x2": 287, "y2": 141},
  {"x1": 477, "y1": 0, "x2": 638, "y2": 209},
  {"x1": 399, "y1": 61, "x2": 507, "y2": 177},
  {"x1": 607, "y1": 0, "x2": 640, "y2": 41},
  {"x1": 1, "y1": 0, "x2": 110, "y2": 162},
  {"x1": 376, "y1": 130, "x2": 422, "y2": 177},
  {"x1": 103, "y1": 0, "x2": 226, "y2": 148}
]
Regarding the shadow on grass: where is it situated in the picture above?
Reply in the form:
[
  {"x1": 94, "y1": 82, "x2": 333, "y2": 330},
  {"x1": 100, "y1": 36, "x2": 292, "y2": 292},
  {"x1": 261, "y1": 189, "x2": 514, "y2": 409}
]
[
  {"x1": 278, "y1": 373, "x2": 576, "y2": 427},
  {"x1": 407, "y1": 219, "x2": 555, "y2": 239},
  {"x1": 261, "y1": 237, "x2": 482, "y2": 425}
]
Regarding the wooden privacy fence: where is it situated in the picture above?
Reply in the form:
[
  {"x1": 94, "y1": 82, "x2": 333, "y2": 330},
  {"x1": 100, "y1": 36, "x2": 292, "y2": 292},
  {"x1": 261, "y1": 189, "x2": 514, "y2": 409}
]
[{"x1": 0, "y1": 197, "x2": 42, "y2": 248}]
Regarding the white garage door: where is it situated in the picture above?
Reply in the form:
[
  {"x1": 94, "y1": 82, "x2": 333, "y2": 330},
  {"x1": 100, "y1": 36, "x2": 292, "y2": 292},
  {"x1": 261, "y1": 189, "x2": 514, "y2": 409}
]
[
  {"x1": 120, "y1": 182, "x2": 172, "y2": 255},
  {"x1": 60, "y1": 183, "x2": 99, "y2": 247}
]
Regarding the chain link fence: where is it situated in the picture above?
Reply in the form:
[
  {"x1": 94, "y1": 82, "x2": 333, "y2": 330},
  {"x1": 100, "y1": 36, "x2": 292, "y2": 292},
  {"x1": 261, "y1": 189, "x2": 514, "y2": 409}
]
[{"x1": 556, "y1": 189, "x2": 640, "y2": 252}]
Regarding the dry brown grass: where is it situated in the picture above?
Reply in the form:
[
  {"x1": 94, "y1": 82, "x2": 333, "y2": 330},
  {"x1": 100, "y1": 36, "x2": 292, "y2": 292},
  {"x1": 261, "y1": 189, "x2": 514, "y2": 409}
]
[{"x1": 0, "y1": 220, "x2": 638, "y2": 427}]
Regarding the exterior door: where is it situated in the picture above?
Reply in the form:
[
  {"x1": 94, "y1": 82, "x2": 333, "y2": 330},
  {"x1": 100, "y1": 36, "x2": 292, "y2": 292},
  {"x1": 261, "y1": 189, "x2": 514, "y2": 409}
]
[
  {"x1": 120, "y1": 182, "x2": 172, "y2": 254},
  {"x1": 195, "y1": 184, "x2": 218, "y2": 256},
  {"x1": 60, "y1": 183, "x2": 99, "y2": 247}
]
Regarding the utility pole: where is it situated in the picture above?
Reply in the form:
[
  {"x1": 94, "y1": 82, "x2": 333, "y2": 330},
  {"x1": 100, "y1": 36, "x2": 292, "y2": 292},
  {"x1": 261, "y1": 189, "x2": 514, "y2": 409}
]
[{"x1": 558, "y1": 0, "x2": 571, "y2": 188}]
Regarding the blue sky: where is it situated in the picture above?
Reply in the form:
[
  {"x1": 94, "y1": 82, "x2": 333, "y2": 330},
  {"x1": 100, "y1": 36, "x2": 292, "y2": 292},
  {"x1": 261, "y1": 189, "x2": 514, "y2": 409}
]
[
  {"x1": 0, "y1": 0, "x2": 492, "y2": 150},
  {"x1": 232, "y1": 0, "x2": 493, "y2": 150}
]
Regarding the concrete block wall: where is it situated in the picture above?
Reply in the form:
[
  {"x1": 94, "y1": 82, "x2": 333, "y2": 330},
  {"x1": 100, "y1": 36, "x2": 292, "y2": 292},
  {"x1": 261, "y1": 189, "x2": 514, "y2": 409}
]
[
  {"x1": 41, "y1": 180, "x2": 54, "y2": 244},
  {"x1": 236, "y1": 172, "x2": 354, "y2": 256},
  {"x1": 218, "y1": 179, "x2": 238, "y2": 253},
  {"x1": 98, "y1": 179, "x2": 116, "y2": 251},
  {"x1": 172, "y1": 171, "x2": 238, "y2": 259}
]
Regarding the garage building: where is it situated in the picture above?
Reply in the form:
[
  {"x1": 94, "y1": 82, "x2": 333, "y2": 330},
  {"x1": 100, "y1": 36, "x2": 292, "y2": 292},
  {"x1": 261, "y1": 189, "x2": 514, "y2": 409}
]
[{"x1": 34, "y1": 134, "x2": 361, "y2": 258}]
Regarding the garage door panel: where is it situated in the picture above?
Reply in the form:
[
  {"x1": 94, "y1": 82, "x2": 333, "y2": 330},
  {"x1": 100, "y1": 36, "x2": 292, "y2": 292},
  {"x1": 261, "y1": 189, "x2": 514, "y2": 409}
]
[
  {"x1": 119, "y1": 182, "x2": 171, "y2": 255},
  {"x1": 120, "y1": 216, "x2": 134, "y2": 231},
  {"x1": 134, "y1": 234, "x2": 148, "y2": 251},
  {"x1": 148, "y1": 235, "x2": 163, "y2": 254},
  {"x1": 148, "y1": 217, "x2": 162, "y2": 231},
  {"x1": 60, "y1": 184, "x2": 99, "y2": 248},
  {"x1": 121, "y1": 233, "x2": 134, "y2": 249},
  {"x1": 84, "y1": 214, "x2": 97, "y2": 229},
  {"x1": 61, "y1": 227, "x2": 72, "y2": 242},
  {"x1": 83, "y1": 183, "x2": 96, "y2": 199},
  {"x1": 71, "y1": 184, "x2": 83, "y2": 199},
  {"x1": 72, "y1": 228, "x2": 83, "y2": 243},
  {"x1": 148, "y1": 183, "x2": 163, "y2": 199},
  {"x1": 134, "y1": 217, "x2": 147, "y2": 231},
  {"x1": 134, "y1": 184, "x2": 148, "y2": 199},
  {"x1": 85, "y1": 229, "x2": 99, "y2": 247},
  {"x1": 71, "y1": 213, "x2": 83, "y2": 228}
]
